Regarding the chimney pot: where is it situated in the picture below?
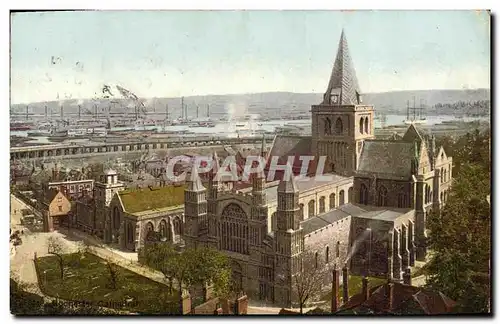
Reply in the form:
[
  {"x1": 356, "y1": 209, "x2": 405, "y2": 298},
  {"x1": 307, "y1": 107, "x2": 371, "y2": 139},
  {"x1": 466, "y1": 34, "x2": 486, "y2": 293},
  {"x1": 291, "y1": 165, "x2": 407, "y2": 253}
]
[
  {"x1": 331, "y1": 267, "x2": 340, "y2": 313},
  {"x1": 342, "y1": 265, "x2": 349, "y2": 304},
  {"x1": 387, "y1": 283, "x2": 394, "y2": 311},
  {"x1": 362, "y1": 276, "x2": 369, "y2": 302}
]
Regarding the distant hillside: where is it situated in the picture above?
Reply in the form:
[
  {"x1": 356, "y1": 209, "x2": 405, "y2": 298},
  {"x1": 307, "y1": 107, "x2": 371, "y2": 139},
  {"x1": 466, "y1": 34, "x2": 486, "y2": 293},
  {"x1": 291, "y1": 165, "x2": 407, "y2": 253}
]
[{"x1": 10, "y1": 88, "x2": 490, "y2": 118}]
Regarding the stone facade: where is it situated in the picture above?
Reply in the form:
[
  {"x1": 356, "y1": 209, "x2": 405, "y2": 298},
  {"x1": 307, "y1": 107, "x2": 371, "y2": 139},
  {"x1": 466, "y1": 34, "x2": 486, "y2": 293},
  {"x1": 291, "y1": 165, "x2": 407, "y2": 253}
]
[{"x1": 182, "y1": 30, "x2": 453, "y2": 307}]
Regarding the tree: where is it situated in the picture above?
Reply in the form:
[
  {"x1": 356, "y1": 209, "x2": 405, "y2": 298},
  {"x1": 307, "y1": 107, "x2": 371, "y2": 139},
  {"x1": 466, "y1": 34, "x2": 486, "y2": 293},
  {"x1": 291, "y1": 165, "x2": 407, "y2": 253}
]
[
  {"x1": 425, "y1": 130, "x2": 491, "y2": 313},
  {"x1": 141, "y1": 243, "x2": 232, "y2": 311},
  {"x1": 293, "y1": 252, "x2": 328, "y2": 314},
  {"x1": 105, "y1": 257, "x2": 120, "y2": 290},
  {"x1": 188, "y1": 246, "x2": 231, "y2": 299},
  {"x1": 47, "y1": 236, "x2": 66, "y2": 279},
  {"x1": 141, "y1": 243, "x2": 177, "y2": 294}
]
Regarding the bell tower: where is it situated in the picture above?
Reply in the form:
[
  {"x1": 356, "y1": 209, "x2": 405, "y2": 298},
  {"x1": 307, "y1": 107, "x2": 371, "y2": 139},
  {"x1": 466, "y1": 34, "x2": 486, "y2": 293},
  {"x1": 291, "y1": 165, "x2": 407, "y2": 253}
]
[{"x1": 311, "y1": 29, "x2": 375, "y2": 176}]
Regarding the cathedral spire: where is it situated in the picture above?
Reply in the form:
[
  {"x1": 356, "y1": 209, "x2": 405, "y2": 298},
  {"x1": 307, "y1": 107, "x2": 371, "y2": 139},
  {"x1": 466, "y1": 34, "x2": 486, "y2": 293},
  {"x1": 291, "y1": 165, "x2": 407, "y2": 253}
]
[
  {"x1": 322, "y1": 29, "x2": 362, "y2": 106},
  {"x1": 186, "y1": 165, "x2": 205, "y2": 192}
]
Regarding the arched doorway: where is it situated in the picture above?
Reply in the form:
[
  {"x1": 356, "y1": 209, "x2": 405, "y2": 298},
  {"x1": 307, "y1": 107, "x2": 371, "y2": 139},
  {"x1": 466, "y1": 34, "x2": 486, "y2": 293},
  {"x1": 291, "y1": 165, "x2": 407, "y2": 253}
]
[{"x1": 232, "y1": 261, "x2": 243, "y2": 293}]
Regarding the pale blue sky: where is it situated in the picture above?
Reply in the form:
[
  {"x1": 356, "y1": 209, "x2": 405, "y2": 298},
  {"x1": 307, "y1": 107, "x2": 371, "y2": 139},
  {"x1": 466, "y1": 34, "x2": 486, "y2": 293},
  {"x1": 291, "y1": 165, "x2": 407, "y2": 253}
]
[{"x1": 11, "y1": 10, "x2": 490, "y2": 104}]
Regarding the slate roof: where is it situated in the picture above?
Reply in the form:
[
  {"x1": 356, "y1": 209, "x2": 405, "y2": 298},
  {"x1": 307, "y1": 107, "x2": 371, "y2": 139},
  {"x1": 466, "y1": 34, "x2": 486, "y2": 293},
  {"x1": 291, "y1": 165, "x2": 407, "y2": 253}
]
[
  {"x1": 301, "y1": 203, "x2": 411, "y2": 235},
  {"x1": 357, "y1": 140, "x2": 416, "y2": 178},
  {"x1": 267, "y1": 135, "x2": 312, "y2": 160},
  {"x1": 43, "y1": 188, "x2": 60, "y2": 205},
  {"x1": 118, "y1": 185, "x2": 186, "y2": 214},
  {"x1": 339, "y1": 282, "x2": 456, "y2": 315},
  {"x1": 301, "y1": 207, "x2": 351, "y2": 235},
  {"x1": 322, "y1": 29, "x2": 362, "y2": 106},
  {"x1": 263, "y1": 174, "x2": 351, "y2": 203}
]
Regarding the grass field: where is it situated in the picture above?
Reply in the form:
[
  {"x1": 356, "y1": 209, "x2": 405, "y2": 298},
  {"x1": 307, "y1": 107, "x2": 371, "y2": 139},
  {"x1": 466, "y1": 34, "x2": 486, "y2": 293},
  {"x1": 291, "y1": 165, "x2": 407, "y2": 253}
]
[
  {"x1": 36, "y1": 252, "x2": 179, "y2": 314},
  {"x1": 321, "y1": 275, "x2": 387, "y2": 302}
]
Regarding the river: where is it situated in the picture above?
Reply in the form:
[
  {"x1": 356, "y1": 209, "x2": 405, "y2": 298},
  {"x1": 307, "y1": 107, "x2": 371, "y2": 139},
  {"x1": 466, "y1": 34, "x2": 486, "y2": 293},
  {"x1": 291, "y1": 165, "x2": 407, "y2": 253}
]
[{"x1": 10, "y1": 114, "x2": 489, "y2": 145}]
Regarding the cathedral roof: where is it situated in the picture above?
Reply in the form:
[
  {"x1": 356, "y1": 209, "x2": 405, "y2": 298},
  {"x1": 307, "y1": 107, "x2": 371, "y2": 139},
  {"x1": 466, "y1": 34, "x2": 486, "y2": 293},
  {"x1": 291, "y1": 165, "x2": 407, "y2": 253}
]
[
  {"x1": 268, "y1": 135, "x2": 311, "y2": 159},
  {"x1": 357, "y1": 140, "x2": 417, "y2": 178},
  {"x1": 322, "y1": 29, "x2": 362, "y2": 106},
  {"x1": 301, "y1": 203, "x2": 412, "y2": 235},
  {"x1": 118, "y1": 185, "x2": 186, "y2": 214}
]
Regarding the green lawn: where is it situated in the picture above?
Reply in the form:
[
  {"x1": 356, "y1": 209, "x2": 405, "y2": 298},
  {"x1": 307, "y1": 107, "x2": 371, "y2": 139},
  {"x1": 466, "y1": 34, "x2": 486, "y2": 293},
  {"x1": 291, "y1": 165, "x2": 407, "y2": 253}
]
[
  {"x1": 36, "y1": 252, "x2": 179, "y2": 314},
  {"x1": 322, "y1": 275, "x2": 387, "y2": 301}
]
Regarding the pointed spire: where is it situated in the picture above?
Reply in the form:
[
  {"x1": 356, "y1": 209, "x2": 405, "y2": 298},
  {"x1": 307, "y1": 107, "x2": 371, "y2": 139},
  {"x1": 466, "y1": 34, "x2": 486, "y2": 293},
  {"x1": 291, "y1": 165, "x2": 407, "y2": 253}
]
[
  {"x1": 211, "y1": 151, "x2": 220, "y2": 177},
  {"x1": 323, "y1": 29, "x2": 361, "y2": 106},
  {"x1": 278, "y1": 163, "x2": 298, "y2": 193},
  {"x1": 260, "y1": 134, "x2": 267, "y2": 158},
  {"x1": 187, "y1": 165, "x2": 205, "y2": 191}
]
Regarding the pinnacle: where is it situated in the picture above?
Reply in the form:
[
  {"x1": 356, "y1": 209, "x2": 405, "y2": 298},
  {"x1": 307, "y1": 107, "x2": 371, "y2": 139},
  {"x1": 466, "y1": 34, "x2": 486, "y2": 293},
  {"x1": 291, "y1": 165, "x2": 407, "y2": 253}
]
[
  {"x1": 187, "y1": 165, "x2": 205, "y2": 191},
  {"x1": 278, "y1": 163, "x2": 298, "y2": 193}
]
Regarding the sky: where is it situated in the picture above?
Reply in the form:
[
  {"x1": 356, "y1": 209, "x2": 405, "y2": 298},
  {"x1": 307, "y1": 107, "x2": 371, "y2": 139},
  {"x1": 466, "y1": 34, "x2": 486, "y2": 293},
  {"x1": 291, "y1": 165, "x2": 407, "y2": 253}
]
[{"x1": 10, "y1": 10, "x2": 490, "y2": 104}]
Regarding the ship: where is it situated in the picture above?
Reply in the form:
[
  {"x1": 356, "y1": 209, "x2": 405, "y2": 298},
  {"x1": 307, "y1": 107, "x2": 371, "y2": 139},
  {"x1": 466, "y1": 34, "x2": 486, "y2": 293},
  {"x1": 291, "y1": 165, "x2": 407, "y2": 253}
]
[
  {"x1": 403, "y1": 97, "x2": 427, "y2": 125},
  {"x1": 10, "y1": 122, "x2": 34, "y2": 131}
]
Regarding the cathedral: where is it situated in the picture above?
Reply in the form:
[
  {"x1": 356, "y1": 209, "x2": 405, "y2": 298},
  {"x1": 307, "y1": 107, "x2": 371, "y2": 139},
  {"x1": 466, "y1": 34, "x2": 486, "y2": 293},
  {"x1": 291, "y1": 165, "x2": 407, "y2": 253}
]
[{"x1": 182, "y1": 30, "x2": 454, "y2": 307}]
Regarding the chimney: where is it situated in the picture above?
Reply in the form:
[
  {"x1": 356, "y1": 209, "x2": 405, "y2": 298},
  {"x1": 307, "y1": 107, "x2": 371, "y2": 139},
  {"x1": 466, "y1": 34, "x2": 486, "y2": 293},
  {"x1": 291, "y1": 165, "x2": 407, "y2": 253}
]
[
  {"x1": 386, "y1": 283, "x2": 394, "y2": 311},
  {"x1": 362, "y1": 276, "x2": 369, "y2": 302},
  {"x1": 403, "y1": 268, "x2": 412, "y2": 286},
  {"x1": 234, "y1": 295, "x2": 248, "y2": 315},
  {"x1": 331, "y1": 266, "x2": 340, "y2": 313},
  {"x1": 342, "y1": 264, "x2": 349, "y2": 304},
  {"x1": 180, "y1": 290, "x2": 191, "y2": 315}
]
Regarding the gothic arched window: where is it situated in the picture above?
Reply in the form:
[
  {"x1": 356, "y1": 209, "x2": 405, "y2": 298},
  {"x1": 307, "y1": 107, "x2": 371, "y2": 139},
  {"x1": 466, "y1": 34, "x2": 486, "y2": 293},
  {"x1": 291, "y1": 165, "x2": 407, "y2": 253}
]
[
  {"x1": 299, "y1": 204, "x2": 304, "y2": 221},
  {"x1": 221, "y1": 203, "x2": 249, "y2": 254},
  {"x1": 319, "y1": 197, "x2": 326, "y2": 214},
  {"x1": 398, "y1": 192, "x2": 407, "y2": 208},
  {"x1": 339, "y1": 190, "x2": 345, "y2": 206},
  {"x1": 329, "y1": 193, "x2": 336, "y2": 210},
  {"x1": 360, "y1": 183, "x2": 369, "y2": 205},
  {"x1": 113, "y1": 207, "x2": 120, "y2": 230},
  {"x1": 364, "y1": 117, "x2": 369, "y2": 134},
  {"x1": 335, "y1": 117, "x2": 343, "y2": 134},
  {"x1": 127, "y1": 223, "x2": 134, "y2": 244},
  {"x1": 308, "y1": 200, "x2": 315, "y2": 218},
  {"x1": 173, "y1": 217, "x2": 182, "y2": 235},
  {"x1": 336, "y1": 241, "x2": 341, "y2": 257},
  {"x1": 326, "y1": 246, "x2": 330, "y2": 264},
  {"x1": 378, "y1": 186, "x2": 388, "y2": 207},
  {"x1": 348, "y1": 187, "x2": 353, "y2": 203},
  {"x1": 159, "y1": 219, "x2": 168, "y2": 240},
  {"x1": 324, "y1": 117, "x2": 332, "y2": 135},
  {"x1": 359, "y1": 118, "x2": 364, "y2": 134}
]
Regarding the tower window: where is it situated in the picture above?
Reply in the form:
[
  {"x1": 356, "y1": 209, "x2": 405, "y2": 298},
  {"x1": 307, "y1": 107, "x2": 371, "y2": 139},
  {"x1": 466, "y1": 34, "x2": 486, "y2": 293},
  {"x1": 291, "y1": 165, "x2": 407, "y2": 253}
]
[
  {"x1": 359, "y1": 118, "x2": 364, "y2": 134},
  {"x1": 335, "y1": 117, "x2": 343, "y2": 134},
  {"x1": 326, "y1": 246, "x2": 330, "y2": 263},
  {"x1": 360, "y1": 183, "x2": 369, "y2": 205},
  {"x1": 336, "y1": 241, "x2": 341, "y2": 257},
  {"x1": 364, "y1": 117, "x2": 369, "y2": 134},
  {"x1": 324, "y1": 117, "x2": 332, "y2": 135},
  {"x1": 315, "y1": 252, "x2": 319, "y2": 268}
]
